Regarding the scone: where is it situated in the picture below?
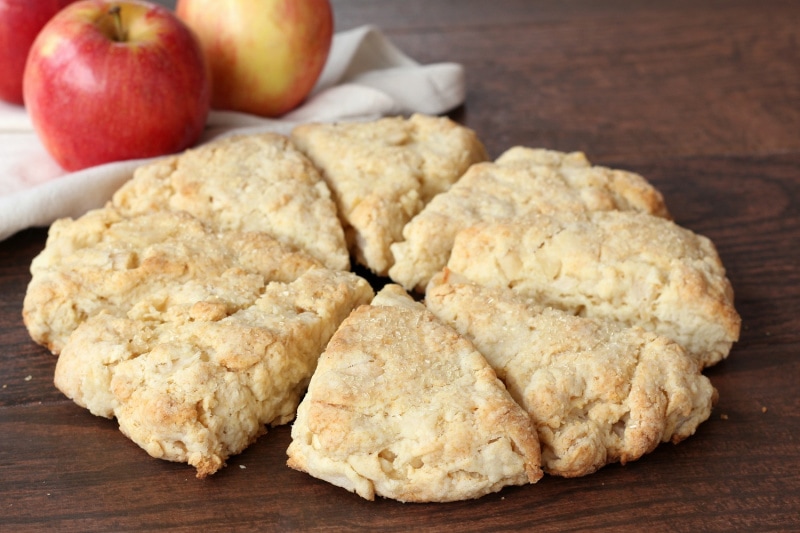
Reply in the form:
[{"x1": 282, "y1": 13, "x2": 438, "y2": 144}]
[
  {"x1": 55, "y1": 267, "x2": 373, "y2": 478},
  {"x1": 389, "y1": 146, "x2": 670, "y2": 292},
  {"x1": 425, "y1": 271, "x2": 717, "y2": 477},
  {"x1": 286, "y1": 285, "x2": 542, "y2": 502},
  {"x1": 445, "y1": 210, "x2": 740, "y2": 368},
  {"x1": 23, "y1": 207, "x2": 321, "y2": 355},
  {"x1": 112, "y1": 131, "x2": 349, "y2": 271},
  {"x1": 291, "y1": 113, "x2": 488, "y2": 276}
]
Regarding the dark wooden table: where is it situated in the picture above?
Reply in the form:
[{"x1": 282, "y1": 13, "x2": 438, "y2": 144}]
[{"x1": 2, "y1": 1, "x2": 798, "y2": 531}]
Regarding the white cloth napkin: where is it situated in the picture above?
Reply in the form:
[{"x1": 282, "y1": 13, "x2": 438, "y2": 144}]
[{"x1": 0, "y1": 25, "x2": 465, "y2": 241}]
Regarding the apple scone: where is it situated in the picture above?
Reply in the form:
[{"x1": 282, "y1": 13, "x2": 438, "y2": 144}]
[
  {"x1": 425, "y1": 271, "x2": 717, "y2": 477},
  {"x1": 286, "y1": 285, "x2": 542, "y2": 502},
  {"x1": 291, "y1": 113, "x2": 488, "y2": 276},
  {"x1": 21, "y1": 115, "x2": 738, "y2": 494},
  {"x1": 55, "y1": 266, "x2": 372, "y2": 478},
  {"x1": 389, "y1": 146, "x2": 670, "y2": 292},
  {"x1": 444, "y1": 210, "x2": 741, "y2": 368},
  {"x1": 112, "y1": 131, "x2": 349, "y2": 271}
]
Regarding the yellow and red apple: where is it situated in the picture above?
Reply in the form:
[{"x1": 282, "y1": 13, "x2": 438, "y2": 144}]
[
  {"x1": 23, "y1": 0, "x2": 210, "y2": 171},
  {"x1": 0, "y1": 0, "x2": 78, "y2": 105},
  {"x1": 176, "y1": 0, "x2": 333, "y2": 118}
]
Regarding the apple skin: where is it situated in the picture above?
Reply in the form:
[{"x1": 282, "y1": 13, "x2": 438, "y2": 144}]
[
  {"x1": 0, "y1": 0, "x2": 78, "y2": 105},
  {"x1": 23, "y1": 0, "x2": 211, "y2": 171},
  {"x1": 176, "y1": 0, "x2": 333, "y2": 118}
]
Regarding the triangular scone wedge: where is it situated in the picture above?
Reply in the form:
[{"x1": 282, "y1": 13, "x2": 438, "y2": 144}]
[
  {"x1": 291, "y1": 114, "x2": 488, "y2": 276},
  {"x1": 389, "y1": 146, "x2": 670, "y2": 292},
  {"x1": 54, "y1": 265, "x2": 373, "y2": 478},
  {"x1": 112, "y1": 132, "x2": 349, "y2": 271},
  {"x1": 23, "y1": 208, "x2": 323, "y2": 355},
  {"x1": 286, "y1": 284, "x2": 542, "y2": 502},
  {"x1": 425, "y1": 271, "x2": 717, "y2": 478},
  {"x1": 445, "y1": 211, "x2": 740, "y2": 368}
]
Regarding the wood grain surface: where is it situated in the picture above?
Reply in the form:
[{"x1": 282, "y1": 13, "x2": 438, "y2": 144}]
[{"x1": 1, "y1": 1, "x2": 798, "y2": 531}]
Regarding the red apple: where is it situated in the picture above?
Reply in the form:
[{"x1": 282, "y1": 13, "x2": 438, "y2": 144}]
[
  {"x1": 176, "y1": 0, "x2": 333, "y2": 118},
  {"x1": 0, "y1": 0, "x2": 78, "y2": 105},
  {"x1": 23, "y1": 0, "x2": 210, "y2": 171}
]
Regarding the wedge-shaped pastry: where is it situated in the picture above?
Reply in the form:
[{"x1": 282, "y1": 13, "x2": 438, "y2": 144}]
[
  {"x1": 425, "y1": 272, "x2": 717, "y2": 477},
  {"x1": 445, "y1": 211, "x2": 740, "y2": 368},
  {"x1": 112, "y1": 132, "x2": 349, "y2": 271},
  {"x1": 291, "y1": 114, "x2": 488, "y2": 276},
  {"x1": 54, "y1": 267, "x2": 373, "y2": 477},
  {"x1": 286, "y1": 285, "x2": 542, "y2": 502},
  {"x1": 389, "y1": 146, "x2": 670, "y2": 292},
  {"x1": 23, "y1": 208, "x2": 326, "y2": 355}
]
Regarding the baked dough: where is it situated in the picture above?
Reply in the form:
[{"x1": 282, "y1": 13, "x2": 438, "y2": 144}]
[
  {"x1": 286, "y1": 285, "x2": 542, "y2": 502},
  {"x1": 21, "y1": 117, "x2": 737, "y2": 493},
  {"x1": 389, "y1": 146, "x2": 670, "y2": 292},
  {"x1": 112, "y1": 132, "x2": 349, "y2": 271},
  {"x1": 425, "y1": 271, "x2": 717, "y2": 477},
  {"x1": 445, "y1": 210, "x2": 740, "y2": 368},
  {"x1": 291, "y1": 114, "x2": 488, "y2": 276},
  {"x1": 55, "y1": 266, "x2": 373, "y2": 477}
]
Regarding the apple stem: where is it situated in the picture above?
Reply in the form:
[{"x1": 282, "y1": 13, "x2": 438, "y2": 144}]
[{"x1": 108, "y1": 5, "x2": 126, "y2": 42}]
